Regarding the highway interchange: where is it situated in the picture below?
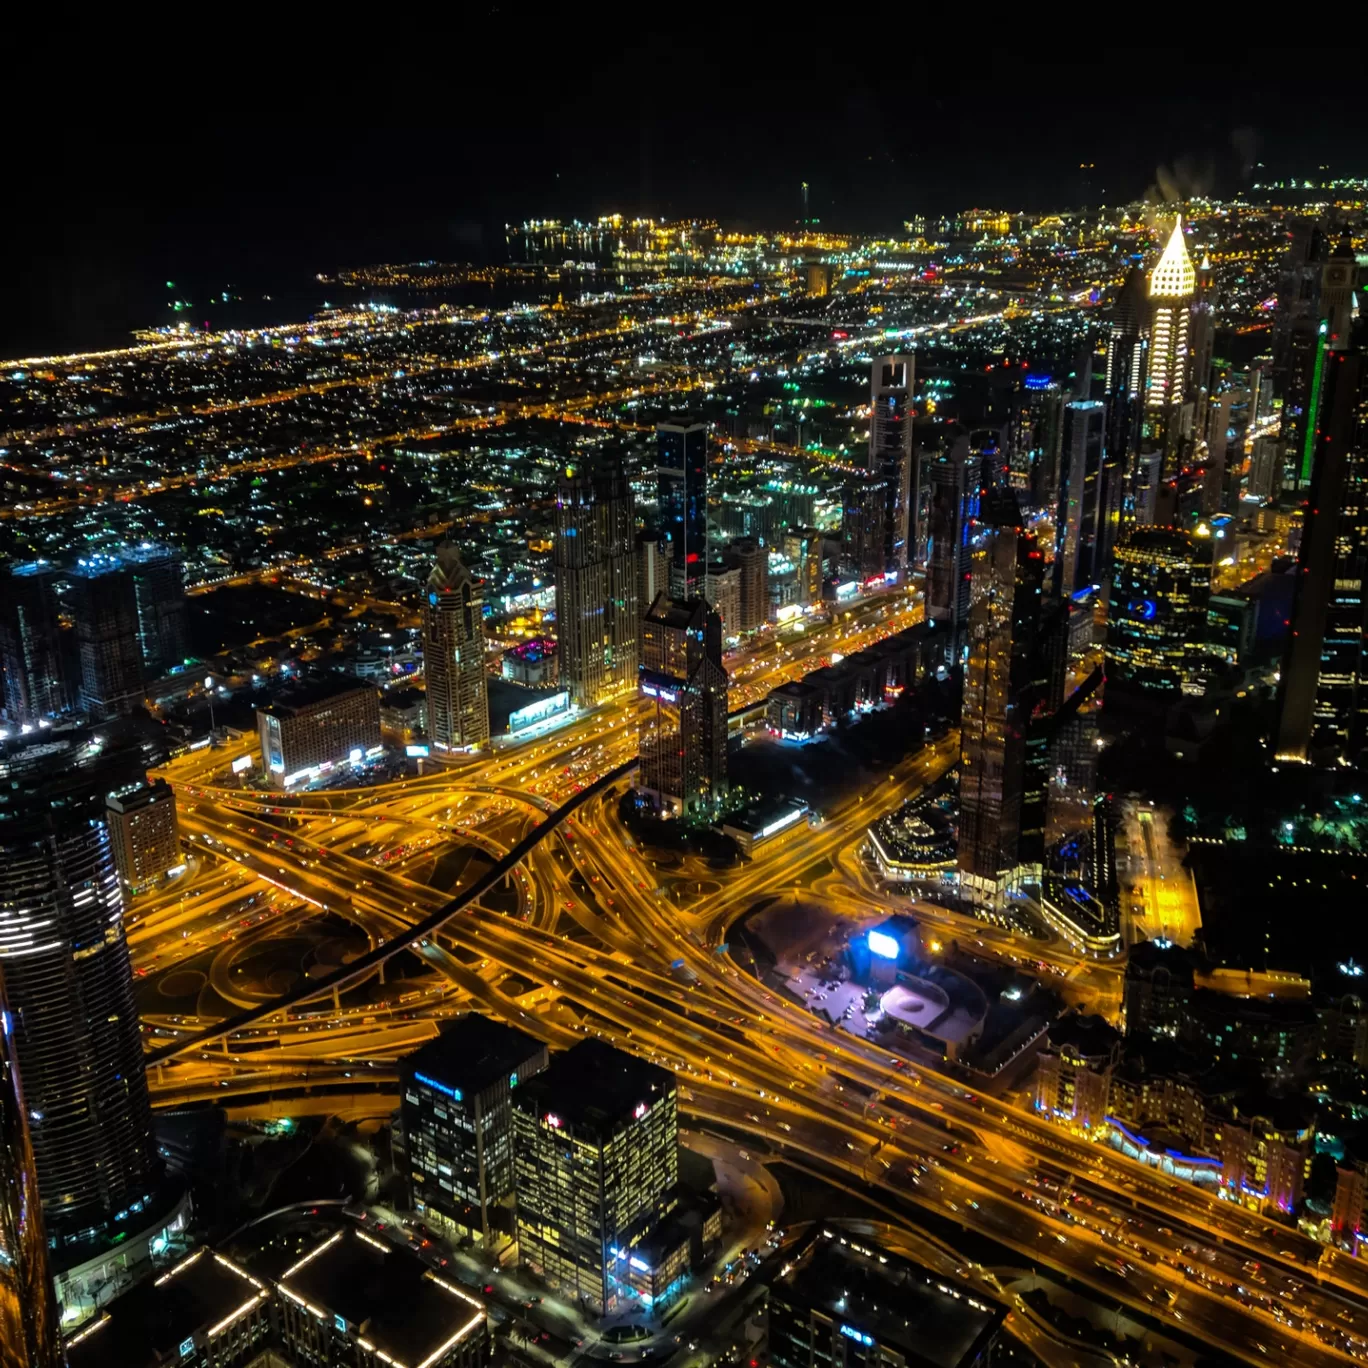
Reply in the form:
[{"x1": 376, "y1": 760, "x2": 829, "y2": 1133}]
[{"x1": 131, "y1": 589, "x2": 1368, "y2": 1368}]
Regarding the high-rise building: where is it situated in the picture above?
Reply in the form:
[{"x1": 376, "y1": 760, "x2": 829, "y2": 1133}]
[
  {"x1": 730, "y1": 537, "x2": 770, "y2": 633},
  {"x1": 0, "y1": 561, "x2": 66, "y2": 726},
  {"x1": 1105, "y1": 526, "x2": 1213, "y2": 694},
  {"x1": 1189, "y1": 252, "x2": 1216, "y2": 413},
  {"x1": 635, "y1": 530, "x2": 670, "y2": 635},
  {"x1": 0, "y1": 735, "x2": 160, "y2": 1253},
  {"x1": 1145, "y1": 217, "x2": 1197, "y2": 477},
  {"x1": 122, "y1": 544, "x2": 187, "y2": 679},
  {"x1": 0, "y1": 974, "x2": 63, "y2": 1368},
  {"x1": 513, "y1": 1040, "x2": 678, "y2": 1315},
  {"x1": 1009, "y1": 379, "x2": 1066, "y2": 512},
  {"x1": 106, "y1": 779, "x2": 181, "y2": 892},
  {"x1": 705, "y1": 561, "x2": 741, "y2": 636},
  {"x1": 1053, "y1": 401, "x2": 1109, "y2": 598},
  {"x1": 958, "y1": 490, "x2": 1044, "y2": 904},
  {"x1": 1274, "y1": 244, "x2": 1365, "y2": 765},
  {"x1": 866, "y1": 354, "x2": 915, "y2": 576},
  {"x1": 1272, "y1": 219, "x2": 1330, "y2": 494},
  {"x1": 658, "y1": 418, "x2": 708, "y2": 599},
  {"x1": 639, "y1": 595, "x2": 728, "y2": 817},
  {"x1": 554, "y1": 460, "x2": 638, "y2": 708},
  {"x1": 423, "y1": 543, "x2": 490, "y2": 752},
  {"x1": 1105, "y1": 267, "x2": 1149, "y2": 506},
  {"x1": 68, "y1": 555, "x2": 144, "y2": 720},
  {"x1": 256, "y1": 676, "x2": 383, "y2": 786},
  {"x1": 400, "y1": 1016, "x2": 549, "y2": 1242},
  {"x1": 924, "y1": 435, "x2": 978, "y2": 658}
]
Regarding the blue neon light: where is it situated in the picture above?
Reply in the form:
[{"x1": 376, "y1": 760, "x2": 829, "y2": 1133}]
[
  {"x1": 414, "y1": 1072, "x2": 463, "y2": 1103},
  {"x1": 1024, "y1": 374, "x2": 1052, "y2": 390},
  {"x1": 840, "y1": 1325, "x2": 875, "y2": 1346},
  {"x1": 868, "y1": 930, "x2": 899, "y2": 960}
]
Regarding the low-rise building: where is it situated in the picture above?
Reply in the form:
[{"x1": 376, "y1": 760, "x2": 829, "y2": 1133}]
[
  {"x1": 256, "y1": 675, "x2": 381, "y2": 788},
  {"x1": 1034, "y1": 1013, "x2": 1121, "y2": 1132}
]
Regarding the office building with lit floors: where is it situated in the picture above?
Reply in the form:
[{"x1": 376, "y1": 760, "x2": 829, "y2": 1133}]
[
  {"x1": 767, "y1": 1228, "x2": 1005, "y2": 1368},
  {"x1": 1273, "y1": 245, "x2": 1365, "y2": 766},
  {"x1": 257, "y1": 675, "x2": 382, "y2": 787},
  {"x1": 0, "y1": 974, "x2": 63, "y2": 1368},
  {"x1": 638, "y1": 595, "x2": 728, "y2": 818},
  {"x1": 923, "y1": 434, "x2": 977, "y2": 659},
  {"x1": 423, "y1": 542, "x2": 490, "y2": 753},
  {"x1": 513, "y1": 1039, "x2": 679, "y2": 1315},
  {"x1": 958, "y1": 491, "x2": 1044, "y2": 906},
  {"x1": 554, "y1": 459, "x2": 639, "y2": 707},
  {"x1": 1145, "y1": 216, "x2": 1197, "y2": 479},
  {"x1": 658, "y1": 417, "x2": 709, "y2": 599},
  {"x1": 106, "y1": 779, "x2": 181, "y2": 892},
  {"x1": 400, "y1": 1016, "x2": 549, "y2": 1243},
  {"x1": 1105, "y1": 526, "x2": 1213, "y2": 695},
  {"x1": 121, "y1": 543, "x2": 188, "y2": 679},
  {"x1": 67, "y1": 555, "x2": 145, "y2": 720},
  {"x1": 0, "y1": 732, "x2": 175, "y2": 1310},
  {"x1": 0, "y1": 560, "x2": 66, "y2": 725}
]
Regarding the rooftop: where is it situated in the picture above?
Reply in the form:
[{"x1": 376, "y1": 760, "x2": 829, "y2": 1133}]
[
  {"x1": 514, "y1": 1039, "x2": 675, "y2": 1140},
  {"x1": 402, "y1": 1015, "x2": 547, "y2": 1100},
  {"x1": 773, "y1": 1234, "x2": 1004, "y2": 1368},
  {"x1": 280, "y1": 1228, "x2": 485, "y2": 1368},
  {"x1": 256, "y1": 673, "x2": 375, "y2": 717},
  {"x1": 65, "y1": 1248, "x2": 267, "y2": 1368}
]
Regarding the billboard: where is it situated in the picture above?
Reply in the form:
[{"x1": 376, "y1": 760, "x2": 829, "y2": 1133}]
[
  {"x1": 231, "y1": 754, "x2": 252, "y2": 775},
  {"x1": 868, "y1": 930, "x2": 900, "y2": 960},
  {"x1": 405, "y1": 743, "x2": 430, "y2": 758},
  {"x1": 508, "y1": 690, "x2": 569, "y2": 735}
]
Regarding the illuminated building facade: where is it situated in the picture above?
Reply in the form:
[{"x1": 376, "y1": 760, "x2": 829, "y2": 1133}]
[
  {"x1": 105, "y1": 779, "x2": 181, "y2": 892},
  {"x1": 857, "y1": 354, "x2": 915, "y2": 577},
  {"x1": 958, "y1": 491, "x2": 1044, "y2": 903},
  {"x1": 924, "y1": 435, "x2": 977, "y2": 656},
  {"x1": 1214, "y1": 1100, "x2": 1313, "y2": 1216},
  {"x1": 512, "y1": 1040, "x2": 678, "y2": 1315},
  {"x1": 67, "y1": 556, "x2": 144, "y2": 721},
  {"x1": 0, "y1": 740, "x2": 160, "y2": 1254},
  {"x1": 1105, "y1": 526, "x2": 1212, "y2": 694},
  {"x1": 1105, "y1": 267, "x2": 1148, "y2": 505},
  {"x1": 729, "y1": 537, "x2": 769, "y2": 633},
  {"x1": 256, "y1": 676, "x2": 382, "y2": 787},
  {"x1": 0, "y1": 562, "x2": 66, "y2": 725},
  {"x1": 1052, "y1": 400, "x2": 1109, "y2": 598},
  {"x1": 121, "y1": 544, "x2": 187, "y2": 679},
  {"x1": 423, "y1": 542, "x2": 490, "y2": 752},
  {"x1": 554, "y1": 460, "x2": 638, "y2": 707},
  {"x1": 1272, "y1": 220, "x2": 1330, "y2": 493},
  {"x1": 1145, "y1": 217, "x2": 1197, "y2": 475},
  {"x1": 658, "y1": 417, "x2": 708, "y2": 599},
  {"x1": 1273, "y1": 244, "x2": 1366, "y2": 765},
  {"x1": 400, "y1": 1016, "x2": 548, "y2": 1243},
  {"x1": 0, "y1": 976, "x2": 63, "y2": 1368},
  {"x1": 638, "y1": 595, "x2": 728, "y2": 817}
]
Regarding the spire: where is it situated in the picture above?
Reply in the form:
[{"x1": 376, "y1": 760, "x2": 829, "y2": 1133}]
[
  {"x1": 427, "y1": 540, "x2": 474, "y2": 595},
  {"x1": 1150, "y1": 214, "x2": 1196, "y2": 298}
]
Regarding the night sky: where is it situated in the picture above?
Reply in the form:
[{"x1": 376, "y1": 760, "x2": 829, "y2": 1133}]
[{"x1": 4, "y1": 44, "x2": 1362, "y2": 356}]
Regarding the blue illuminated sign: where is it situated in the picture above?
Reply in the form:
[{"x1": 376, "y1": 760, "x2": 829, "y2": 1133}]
[
  {"x1": 335, "y1": 1314, "x2": 347, "y2": 1334},
  {"x1": 868, "y1": 930, "x2": 899, "y2": 960},
  {"x1": 414, "y1": 1072, "x2": 463, "y2": 1103},
  {"x1": 840, "y1": 1325, "x2": 875, "y2": 1346},
  {"x1": 180, "y1": 1340, "x2": 195, "y2": 1359},
  {"x1": 1024, "y1": 374, "x2": 1052, "y2": 390}
]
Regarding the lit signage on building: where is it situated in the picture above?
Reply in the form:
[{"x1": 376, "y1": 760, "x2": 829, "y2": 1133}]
[
  {"x1": 840, "y1": 1325, "x2": 875, "y2": 1346},
  {"x1": 545, "y1": 1113, "x2": 562, "y2": 1129},
  {"x1": 836, "y1": 581, "x2": 859, "y2": 599},
  {"x1": 633, "y1": 1101, "x2": 648, "y2": 1120},
  {"x1": 641, "y1": 683, "x2": 679, "y2": 704},
  {"x1": 508, "y1": 690, "x2": 570, "y2": 736},
  {"x1": 868, "y1": 930, "x2": 900, "y2": 960},
  {"x1": 414, "y1": 1072, "x2": 463, "y2": 1103},
  {"x1": 405, "y1": 743, "x2": 430, "y2": 758},
  {"x1": 759, "y1": 807, "x2": 805, "y2": 840},
  {"x1": 231, "y1": 754, "x2": 252, "y2": 774}
]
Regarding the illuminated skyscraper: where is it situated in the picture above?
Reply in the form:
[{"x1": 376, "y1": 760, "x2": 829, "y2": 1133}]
[
  {"x1": 0, "y1": 735, "x2": 160, "y2": 1254},
  {"x1": 924, "y1": 435, "x2": 977, "y2": 657},
  {"x1": 1272, "y1": 220, "x2": 1330, "y2": 493},
  {"x1": 1145, "y1": 216, "x2": 1197, "y2": 476},
  {"x1": 1274, "y1": 242, "x2": 1366, "y2": 765},
  {"x1": 868, "y1": 354, "x2": 915, "y2": 575},
  {"x1": 513, "y1": 1039, "x2": 678, "y2": 1315},
  {"x1": 122, "y1": 543, "x2": 188, "y2": 679},
  {"x1": 639, "y1": 595, "x2": 728, "y2": 817},
  {"x1": 423, "y1": 542, "x2": 490, "y2": 752},
  {"x1": 0, "y1": 975, "x2": 63, "y2": 1368},
  {"x1": 958, "y1": 491, "x2": 1044, "y2": 904},
  {"x1": 1052, "y1": 401, "x2": 1110, "y2": 598},
  {"x1": 1105, "y1": 526, "x2": 1213, "y2": 694},
  {"x1": 0, "y1": 562, "x2": 66, "y2": 726},
  {"x1": 554, "y1": 459, "x2": 639, "y2": 708},
  {"x1": 1104, "y1": 267, "x2": 1148, "y2": 504},
  {"x1": 68, "y1": 555, "x2": 144, "y2": 720},
  {"x1": 658, "y1": 417, "x2": 708, "y2": 599}
]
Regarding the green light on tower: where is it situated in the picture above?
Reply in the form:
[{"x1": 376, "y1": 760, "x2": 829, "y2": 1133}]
[{"x1": 1300, "y1": 320, "x2": 1328, "y2": 487}]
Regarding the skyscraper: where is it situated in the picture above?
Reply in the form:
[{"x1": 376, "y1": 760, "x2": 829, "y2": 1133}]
[
  {"x1": 513, "y1": 1040, "x2": 678, "y2": 1315},
  {"x1": 0, "y1": 561, "x2": 66, "y2": 726},
  {"x1": 867, "y1": 354, "x2": 915, "y2": 576},
  {"x1": 639, "y1": 595, "x2": 728, "y2": 817},
  {"x1": 122, "y1": 543, "x2": 188, "y2": 679},
  {"x1": 1105, "y1": 526, "x2": 1213, "y2": 694},
  {"x1": 0, "y1": 974, "x2": 63, "y2": 1368},
  {"x1": 958, "y1": 490, "x2": 1044, "y2": 905},
  {"x1": 924, "y1": 435, "x2": 978, "y2": 658},
  {"x1": 658, "y1": 417, "x2": 708, "y2": 599},
  {"x1": 106, "y1": 779, "x2": 182, "y2": 891},
  {"x1": 1104, "y1": 267, "x2": 1149, "y2": 507},
  {"x1": 1145, "y1": 216, "x2": 1197, "y2": 477},
  {"x1": 0, "y1": 734, "x2": 161, "y2": 1253},
  {"x1": 68, "y1": 555, "x2": 144, "y2": 720},
  {"x1": 1053, "y1": 401, "x2": 1108, "y2": 599},
  {"x1": 1274, "y1": 243, "x2": 1365, "y2": 765},
  {"x1": 1272, "y1": 219, "x2": 1330, "y2": 494},
  {"x1": 730, "y1": 538, "x2": 770, "y2": 633},
  {"x1": 423, "y1": 542, "x2": 490, "y2": 752},
  {"x1": 554, "y1": 459, "x2": 639, "y2": 708}
]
